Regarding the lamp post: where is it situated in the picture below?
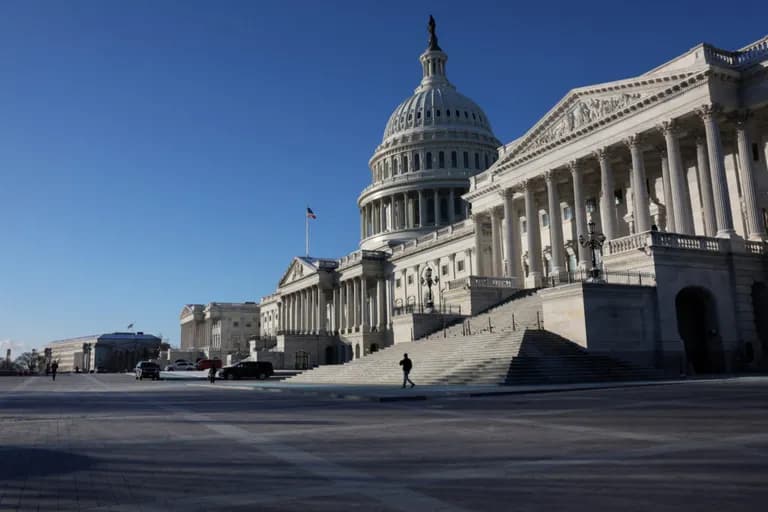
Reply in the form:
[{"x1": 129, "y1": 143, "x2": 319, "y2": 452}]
[
  {"x1": 421, "y1": 266, "x2": 439, "y2": 310},
  {"x1": 578, "y1": 220, "x2": 606, "y2": 282}
]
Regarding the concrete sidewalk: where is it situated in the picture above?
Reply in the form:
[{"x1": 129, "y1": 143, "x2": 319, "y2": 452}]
[{"x1": 187, "y1": 375, "x2": 768, "y2": 401}]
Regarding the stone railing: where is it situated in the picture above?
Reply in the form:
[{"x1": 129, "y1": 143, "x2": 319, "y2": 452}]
[
  {"x1": 337, "y1": 249, "x2": 388, "y2": 269},
  {"x1": 390, "y1": 220, "x2": 472, "y2": 255},
  {"x1": 704, "y1": 38, "x2": 768, "y2": 68},
  {"x1": 447, "y1": 275, "x2": 520, "y2": 290},
  {"x1": 745, "y1": 241, "x2": 768, "y2": 255},
  {"x1": 605, "y1": 232, "x2": 650, "y2": 255},
  {"x1": 606, "y1": 231, "x2": 729, "y2": 256}
]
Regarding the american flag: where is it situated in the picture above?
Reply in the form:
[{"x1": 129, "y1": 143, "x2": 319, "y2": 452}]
[{"x1": 306, "y1": 207, "x2": 317, "y2": 219}]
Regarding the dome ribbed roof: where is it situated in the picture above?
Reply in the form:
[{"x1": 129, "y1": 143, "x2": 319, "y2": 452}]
[{"x1": 382, "y1": 85, "x2": 494, "y2": 142}]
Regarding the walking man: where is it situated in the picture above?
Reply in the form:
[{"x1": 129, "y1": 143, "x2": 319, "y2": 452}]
[
  {"x1": 399, "y1": 353, "x2": 415, "y2": 388},
  {"x1": 50, "y1": 361, "x2": 58, "y2": 381},
  {"x1": 208, "y1": 365, "x2": 217, "y2": 384}
]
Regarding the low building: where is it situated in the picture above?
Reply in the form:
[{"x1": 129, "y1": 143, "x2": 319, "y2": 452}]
[
  {"x1": 45, "y1": 332, "x2": 162, "y2": 372},
  {"x1": 179, "y1": 302, "x2": 260, "y2": 358}
]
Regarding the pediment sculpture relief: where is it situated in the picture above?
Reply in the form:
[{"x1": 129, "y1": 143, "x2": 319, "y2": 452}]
[{"x1": 527, "y1": 92, "x2": 642, "y2": 151}]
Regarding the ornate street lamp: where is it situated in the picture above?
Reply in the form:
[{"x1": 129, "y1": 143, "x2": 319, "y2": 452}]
[
  {"x1": 421, "y1": 266, "x2": 439, "y2": 310},
  {"x1": 579, "y1": 220, "x2": 607, "y2": 282}
]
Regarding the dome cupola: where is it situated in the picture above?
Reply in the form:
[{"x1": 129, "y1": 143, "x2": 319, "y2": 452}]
[{"x1": 358, "y1": 17, "x2": 501, "y2": 250}]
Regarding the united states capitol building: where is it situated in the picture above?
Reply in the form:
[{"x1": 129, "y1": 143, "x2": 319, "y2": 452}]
[{"x1": 247, "y1": 19, "x2": 768, "y2": 378}]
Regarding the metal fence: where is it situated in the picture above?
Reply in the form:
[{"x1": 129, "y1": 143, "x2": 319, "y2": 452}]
[{"x1": 393, "y1": 303, "x2": 462, "y2": 317}]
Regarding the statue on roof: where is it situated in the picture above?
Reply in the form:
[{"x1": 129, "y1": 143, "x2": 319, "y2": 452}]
[{"x1": 427, "y1": 15, "x2": 441, "y2": 51}]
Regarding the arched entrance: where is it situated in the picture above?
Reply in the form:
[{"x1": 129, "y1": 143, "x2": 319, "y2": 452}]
[
  {"x1": 324, "y1": 346, "x2": 336, "y2": 365},
  {"x1": 675, "y1": 287, "x2": 723, "y2": 374}
]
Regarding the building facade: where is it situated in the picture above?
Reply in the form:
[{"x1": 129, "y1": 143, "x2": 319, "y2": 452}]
[
  {"x1": 45, "y1": 332, "x2": 162, "y2": 372},
  {"x1": 254, "y1": 20, "x2": 768, "y2": 374},
  {"x1": 179, "y1": 302, "x2": 260, "y2": 357}
]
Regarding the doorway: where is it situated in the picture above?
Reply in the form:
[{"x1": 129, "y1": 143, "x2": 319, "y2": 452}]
[{"x1": 675, "y1": 286, "x2": 723, "y2": 374}]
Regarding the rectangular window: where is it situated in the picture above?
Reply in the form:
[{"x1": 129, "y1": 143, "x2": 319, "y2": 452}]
[
  {"x1": 521, "y1": 218, "x2": 527, "y2": 233},
  {"x1": 541, "y1": 212, "x2": 549, "y2": 227},
  {"x1": 441, "y1": 264, "x2": 448, "y2": 276},
  {"x1": 614, "y1": 189, "x2": 624, "y2": 206},
  {"x1": 414, "y1": 153, "x2": 421, "y2": 171},
  {"x1": 403, "y1": 155, "x2": 408, "y2": 172},
  {"x1": 586, "y1": 198, "x2": 597, "y2": 213},
  {"x1": 484, "y1": 154, "x2": 489, "y2": 168},
  {"x1": 463, "y1": 152, "x2": 469, "y2": 168},
  {"x1": 562, "y1": 206, "x2": 573, "y2": 221},
  {"x1": 233, "y1": 321, "x2": 239, "y2": 327},
  {"x1": 438, "y1": 151, "x2": 445, "y2": 168},
  {"x1": 753, "y1": 142, "x2": 760, "y2": 162},
  {"x1": 457, "y1": 260, "x2": 465, "y2": 272},
  {"x1": 396, "y1": 278, "x2": 402, "y2": 288},
  {"x1": 407, "y1": 275, "x2": 414, "y2": 285},
  {"x1": 451, "y1": 151, "x2": 457, "y2": 168},
  {"x1": 474, "y1": 153, "x2": 480, "y2": 169},
  {"x1": 426, "y1": 152, "x2": 433, "y2": 169}
]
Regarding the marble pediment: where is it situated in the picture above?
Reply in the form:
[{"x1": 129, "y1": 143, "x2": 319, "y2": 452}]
[
  {"x1": 277, "y1": 257, "x2": 317, "y2": 287},
  {"x1": 503, "y1": 72, "x2": 702, "y2": 161}
]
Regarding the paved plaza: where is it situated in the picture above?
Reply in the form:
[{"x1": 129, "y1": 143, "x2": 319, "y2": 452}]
[{"x1": 1, "y1": 374, "x2": 767, "y2": 511}]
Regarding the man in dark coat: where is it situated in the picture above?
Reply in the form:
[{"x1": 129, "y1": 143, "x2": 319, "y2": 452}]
[
  {"x1": 50, "y1": 361, "x2": 58, "y2": 381},
  {"x1": 399, "y1": 353, "x2": 415, "y2": 388},
  {"x1": 208, "y1": 365, "x2": 217, "y2": 384}
]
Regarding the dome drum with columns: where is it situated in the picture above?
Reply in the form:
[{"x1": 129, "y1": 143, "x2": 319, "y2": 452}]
[{"x1": 358, "y1": 16, "x2": 501, "y2": 250}]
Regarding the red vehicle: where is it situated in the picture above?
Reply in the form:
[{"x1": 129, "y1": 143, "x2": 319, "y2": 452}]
[{"x1": 196, "y1": 359, "x2": 222, "y2": 371}]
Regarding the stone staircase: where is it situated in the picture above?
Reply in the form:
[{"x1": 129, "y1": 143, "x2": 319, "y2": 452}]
[
  {"x1": 285, "y1": 327, "x2": 659, "y2": 386},
  {"x1": 422, "y1": 289, "x2": 542, "y2": 340}
]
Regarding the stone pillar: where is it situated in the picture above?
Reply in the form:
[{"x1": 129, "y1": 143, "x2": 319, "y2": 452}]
[
  {"x1": 387, "y1": 196, "x2": 395, "y2": 232},
  {"x1": 448, "y1": 188, "x2": 455, "y2": 224},
  {"x1": 361, "y1": 278, "x2": 369, "y2": 332},
  {"x1": 416, "y1": 264, "x2": 423, "y2": 305},
  {"x1": 736, "y1": 112, "x2": 766, "y2": 240},
  {"x1": 472, "y1": 214, "x2": 484, "y2": 275},
  {"x1": 592, "y1": 149, "x2": 617, "y2": 240},
  {"x1": 523, "y1": 181, "x2": 542, "y2": 285},
  {"x1": 377, "y1": 278, "x2": 386, "y2": 331},
  {"x1": 625, "y1": 136, "x2": 651, "y2": 233},
  {"x1": 661, "y1": 121, "x2": 694, "y2": 234},
  {"x1": 380, "y1": 199, "x2": 387, "y2": 233},
  {"x1": 418, "y1": 190, "x2": 426, "y2": 227},
  {"x1": 490, "y1": 208, "x2": 502, "y2": 276},
  {"x1": 433, "y1": 189, "x2": 440, "y2": 226},
  {"x1": 657, "y1": 148, "x2": 675, "y2": 232},
  {"x1": 569, "y1": 161, "x2": 589, "y2": 267},
  {"x1": 386, "y1": 276, "x2": 393, "y2": 329},
  {"x1": 400, "y1": 269, "x2": 408, "y2": 307},
  {"x1": 360, "y1": 210, "x2": 365, "y2": 240},
  {"x1": 698, "y1": 104, "x2": 736, "y2": 238},
  {"x1": 352, "y1": 278, "x2": 360, "y2": 331},
  {"x1": 402, "y1": 193, "x2": 409, "y2": 229},
  {"x1": 465, "y1": 248, "x2": 474, "y2": 275},
  {"x1": 502, "y1": 189, "x2": 520, "y2": 279},
  {"x1": 545, "y1": 170, "x2": 565, "y2": 275},
  {"x1": 408, "y1": 195, "x2": 416, "y2": 228},
  {"x1": 695, "y1": 137, "x2": 717, "y2": 237}
]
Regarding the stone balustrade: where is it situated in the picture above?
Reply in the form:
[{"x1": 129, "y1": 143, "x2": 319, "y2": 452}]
[{"x1": 447, "y1": 275, "x2": 519, "y2": 290}]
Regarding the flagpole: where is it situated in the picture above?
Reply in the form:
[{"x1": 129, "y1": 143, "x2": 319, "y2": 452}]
[{"x1": 305, "y1": 207, "x2": 309, "y2": 257}]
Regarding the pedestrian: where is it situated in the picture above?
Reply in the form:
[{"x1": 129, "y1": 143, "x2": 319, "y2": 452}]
[
  {"x1": 399, "y1": 353, "x2": 415, "y2": 389},
  {"x1": 208, "y1": 364, "x2": 216, "y2": 384},
  {"x1": 51, "y1": 361, "x2": 59, "y2": 381}
]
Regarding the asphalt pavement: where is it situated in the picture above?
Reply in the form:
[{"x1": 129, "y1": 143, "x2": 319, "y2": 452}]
[{"x1": 1, "y1": 373, "x2": 767, "y2": 511}]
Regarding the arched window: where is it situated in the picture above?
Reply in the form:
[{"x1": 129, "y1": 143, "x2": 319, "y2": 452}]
[
  {"x1": 451, "y1": 151, "x2": 457, "y2": 168},
  {"x1": 463, "y1": 152, "x2": 469, "y2": 168},
  {"x1": 472, "y1": 112, "x2": 476, "y2": 120},
  {"x1": 485, "y1": 154, "x2": 489, "y2": 169},
  {"x1": 426, "y1": 152, "x2": 433, "y2": 169},
  {"x1": 414, "y1": 153, "x2": 421, "y2": 171},
  {"x1": 455, "y1": 110, "x2": 460, "y2": 117},
  {"x1": 426, "y1": 109, "x2": 431, "y2": 119},
  {"x1": 436, "y1": 110, "x2": 441, "y2": 117},
  {"x1": 403, "y1": 155, "x2": 408, "y2": 172},
  {"x1": 438, "y1": 151, "x2": 445, "y2": 168},
  {"x1": 474, "y1": 153, "x2": 480, "y2": 169},
  {"x1": 446, "y1": 110, "x2": 451, "y2": 117}
]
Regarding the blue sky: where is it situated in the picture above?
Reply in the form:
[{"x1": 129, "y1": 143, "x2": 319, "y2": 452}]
[{"x1": 0, "y1": 0, "x2": 765, "y2": 353}]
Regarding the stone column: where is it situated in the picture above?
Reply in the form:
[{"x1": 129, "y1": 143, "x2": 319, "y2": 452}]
[
  {"x1": 490, "y1": 208, "x2": 502, "y2": 276},
  {"x1": 386, "y1": 276, "x2": 393, "y2": 329},
  {"x1": 625, "y1": 136, "x2": 651, "y2": 233},
  {"x1": 319, "y1": 288, "x2": 327, "y2": 334},
  {"x1": 545, "y1": 170, "x2": 565, "y2": 275},
  {"x1": 695, "y1": 137, "x2": 717, "y2": 237},
  {"x1": 569, "y1": 161, "x2": 589, "y2": 267},
  {"x1": 502, "y1": 189, "x2": 519, "y2": 279},
  {"x1": 472, "y1": 214, "x2": 484, "y2": 275},
  {"x1": 416, "y1": 264, "x2": 423, "y2": 305},
  {"x1": 433, "y1": 189, "x2": 440, "y2": 226},
  {"x1": 736, "y1": 112, "x2": 766, "y2": 240},
  {"x1": 418, "y1": 190, "x2": 426, "y2": 227},
  {"x1": 657, "y1": 148, "x2": 675, "y2": 232},
  {"x1": 465, "y1": 248, "x2": 474, "y2": 275},
  {"x1": 400, "y1": 269, "x2": 408, "y2": 306},
  {"x1": 594, "y1": 149, "x2": 618, "y2": 240},
  {"x1": 352, "y1": 278, "x2": 360, "y2": 331},
  {"x1": 448, "y1": 188, "x2": 456, "y2": 224},
  {"x1": 408, "y1": 195, "x2": 416, "y2": 228},
  {"x1": 377, "y1": 278, "x2": 386, "y2": 331},
  {"x1": 379, "y1": 199, "x2": 387, "y2": 233},
  {"x1": 402, "y1": 192, "x2": 409, "y2": 228},
  {"x1": 523, "y1": 181, "x2": 542, "y2": 285},
  {"x1": 387, "y1": 196, "x2": 395, "y2": 232},
  {"x1": 661, "y1": 121, "x2": 694, "y2": 234},
  {"x1": 360, "y1": 210, "x2": 365, "y2": 240},
  {"x1": 698, "y1": 104, "x2": 736, "y2": 238},
  {"x1": 361, "y1": 278, "x2": 369, "y2": 332}
]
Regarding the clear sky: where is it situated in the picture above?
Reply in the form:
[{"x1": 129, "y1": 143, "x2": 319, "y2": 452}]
[{"x1": 1, "y1": 0, "x2": 765, "y2": 353}]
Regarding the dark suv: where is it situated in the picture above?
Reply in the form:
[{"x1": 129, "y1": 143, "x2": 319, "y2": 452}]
[
  {"x1": 220, "y1": 361, "x2": 273, "y2": 380},
  {"x1": 135, "y1": 361, "x2": 160, "y2": 380}
]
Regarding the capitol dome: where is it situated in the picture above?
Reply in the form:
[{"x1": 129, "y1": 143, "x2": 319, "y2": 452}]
[{"x1": 358, "y1": 16, "x2": 501, "y2": 250}]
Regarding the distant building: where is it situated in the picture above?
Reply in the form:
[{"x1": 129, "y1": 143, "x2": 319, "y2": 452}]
[
  {"x1": 45, "y1": 332, "x2": 162, "y2": 372},
  {"x1": 179, "y1": 302, "x2": 260, "y2": 357}
]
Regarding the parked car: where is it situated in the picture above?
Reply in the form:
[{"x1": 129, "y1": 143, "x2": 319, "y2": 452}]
[
  {"x1": 164, "y1": 361, "x2": 196, "y2": 371},
  {"x1": 135, "y1": 361, "x2": 160, "y2": 380},
  {"x1": 219, "y1": 361, "x2": 274, "y2": 380},
  {"x1": 196, "y1": 359, "x2": 223, "y2": 371}
]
